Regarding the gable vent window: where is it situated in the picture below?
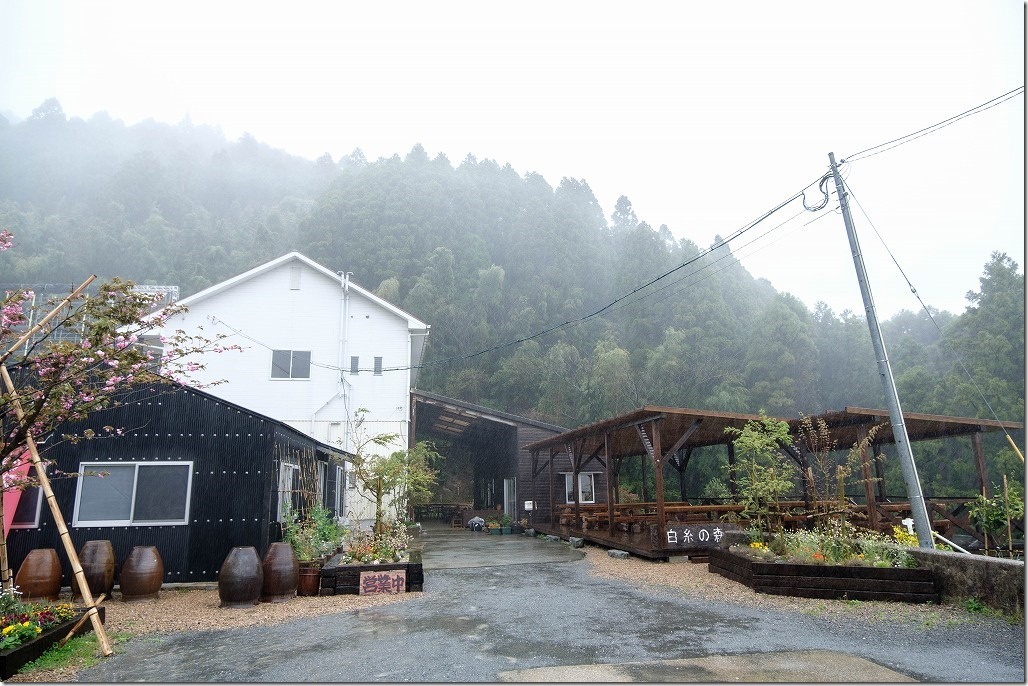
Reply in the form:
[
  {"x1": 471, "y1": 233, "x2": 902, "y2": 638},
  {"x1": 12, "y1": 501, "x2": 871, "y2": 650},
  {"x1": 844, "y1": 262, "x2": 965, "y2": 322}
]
[
  {"x1": 289, "y1": 264, "x2": 301, "y2": 290},
  {"x1": 374, "y1": 357, "x2": 383, "y2": 375},
  {"x1": 272, "y1": 350, "x2": 312, "y2": 379},
  {"x1": 350, "y1": 356, "x2": 359, "y2": 375}
]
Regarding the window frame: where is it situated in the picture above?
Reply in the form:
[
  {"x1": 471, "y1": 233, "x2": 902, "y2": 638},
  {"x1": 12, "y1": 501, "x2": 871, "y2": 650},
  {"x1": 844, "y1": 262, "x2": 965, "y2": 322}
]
[
  {"x1": 9, "y1": 485, "x2": 43, "y2": 529},
  {"x1": 277, "y1": 462, "x2": 299, "y2": 522},
  {"x1": 563, "y1": 472, "x2": 598, "y2": 504},
  {"x1": 271, "y1": 350, "x2": 312, "y2": 380},
  {"x1": 72, "y1": 461, "x2": 193, "y2": 527}
]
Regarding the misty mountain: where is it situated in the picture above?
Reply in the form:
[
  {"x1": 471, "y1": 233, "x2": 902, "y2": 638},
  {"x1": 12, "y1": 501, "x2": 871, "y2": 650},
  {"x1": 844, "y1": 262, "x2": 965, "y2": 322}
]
[{"x1": 0, "y1": 98, "x2": 1022, "y2": 495}]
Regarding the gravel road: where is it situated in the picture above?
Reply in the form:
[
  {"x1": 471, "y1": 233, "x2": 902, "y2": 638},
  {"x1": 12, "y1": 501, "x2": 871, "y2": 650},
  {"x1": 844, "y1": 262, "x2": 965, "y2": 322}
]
[{"x1": 9, "y1": 533, "x2": 1025, "y2": 683}]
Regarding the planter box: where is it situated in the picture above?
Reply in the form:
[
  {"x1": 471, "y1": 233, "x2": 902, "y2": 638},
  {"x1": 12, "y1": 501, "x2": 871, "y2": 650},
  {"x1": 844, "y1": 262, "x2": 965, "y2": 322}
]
[
  {"x1": 319, "y1": 560, "x2": 424, "y2": 595},
  {"x1": 0, "y1": 607, "x2": 106, "y2": 680},
  {"x1": 488, "y1": 528, "x2": 501, "y2": 535},
  {"x1": 708, "y1": 548, "x2": 939, "y2": 604}
]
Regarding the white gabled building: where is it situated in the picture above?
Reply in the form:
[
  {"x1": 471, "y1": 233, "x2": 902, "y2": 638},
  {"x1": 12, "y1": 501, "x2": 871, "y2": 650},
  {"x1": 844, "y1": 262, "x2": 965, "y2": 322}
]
[{"x1": 148, "y1": 252, "x2": 430, "y2": 523}]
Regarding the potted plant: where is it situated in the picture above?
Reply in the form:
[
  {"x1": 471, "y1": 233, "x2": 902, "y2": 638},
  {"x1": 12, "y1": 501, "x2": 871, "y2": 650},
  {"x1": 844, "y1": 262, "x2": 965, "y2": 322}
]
[
  {"x1": 282, "y1": 504, "x2": 344, "y2": 595},
  {"x1": 500, "y1": 515, "x2": 512, "y2": 535},
  {"x1": 486, "y1": 517, "x2": 502, "y2": 535},
  {"x1": 510, "y1": 517, "x2": 526, "y2": 535}
]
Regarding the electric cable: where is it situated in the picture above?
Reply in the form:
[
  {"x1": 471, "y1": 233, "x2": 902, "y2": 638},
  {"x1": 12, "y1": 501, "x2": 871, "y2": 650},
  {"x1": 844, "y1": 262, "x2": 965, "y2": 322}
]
[
  {"x1": 207, "y1": 172, "x2": 832, "y2": 374},
  {"x1": 843, "y1": 87, "x2": 1023, "y2": 164},
  {"x1": 845, "y1": 179, "x2": 1023, "y2": 447}
]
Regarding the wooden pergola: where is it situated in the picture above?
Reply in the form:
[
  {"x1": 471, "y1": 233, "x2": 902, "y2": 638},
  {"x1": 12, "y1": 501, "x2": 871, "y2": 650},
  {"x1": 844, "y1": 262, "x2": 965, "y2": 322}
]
[{"x1": 524, "y1": 405, "x2": 1024, "y2": 558}]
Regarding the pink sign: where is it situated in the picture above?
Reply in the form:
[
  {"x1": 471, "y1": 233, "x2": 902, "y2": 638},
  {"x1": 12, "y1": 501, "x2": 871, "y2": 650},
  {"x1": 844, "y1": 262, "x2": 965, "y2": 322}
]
[{"x1": 358, "y1": 569, "x2": 407, "y2": 595}]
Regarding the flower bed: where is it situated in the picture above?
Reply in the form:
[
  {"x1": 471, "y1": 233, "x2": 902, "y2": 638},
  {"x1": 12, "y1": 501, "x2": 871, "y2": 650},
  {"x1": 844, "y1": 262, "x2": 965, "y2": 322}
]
[
  {"x1": 708, "y1": 547, "x2": 939, "y2": 603},
  {"x1": 0, "y1": 607, "x2": 105, "y2": 680}
]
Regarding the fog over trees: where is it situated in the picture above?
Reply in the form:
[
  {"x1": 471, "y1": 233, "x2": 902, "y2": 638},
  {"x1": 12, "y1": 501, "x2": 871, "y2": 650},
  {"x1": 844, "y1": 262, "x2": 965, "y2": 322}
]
[{"x1": 1, "y1": 99, "x2": 1022, "y2": 496}]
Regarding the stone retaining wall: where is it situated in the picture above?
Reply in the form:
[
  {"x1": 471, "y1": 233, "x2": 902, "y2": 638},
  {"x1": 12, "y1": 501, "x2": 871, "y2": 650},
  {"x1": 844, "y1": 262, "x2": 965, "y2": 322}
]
[{"x1": 906, "y1": 547, "x2": 1024, "y2": 616}]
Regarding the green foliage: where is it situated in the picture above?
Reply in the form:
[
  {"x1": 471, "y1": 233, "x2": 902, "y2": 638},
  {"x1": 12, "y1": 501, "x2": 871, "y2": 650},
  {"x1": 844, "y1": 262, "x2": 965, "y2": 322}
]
[
  {"x1": 725, "y1": 411, "x2": 795, "y2": 532},
  {"x1": 281, "y1": 503, "x2": 343, "y2": 561},
  {"x1": 0, "y1": 107, "x2": 1022, "y2": 500},
  {"x1": 967, "y1": 482, "x2": 1025, "y2": 548},
  {"x1": 742, "y1": 526, "x2": 917, "y2": 568},
  {"x1": 342, "y1": 516, "x2": 411, "y2": 564}
]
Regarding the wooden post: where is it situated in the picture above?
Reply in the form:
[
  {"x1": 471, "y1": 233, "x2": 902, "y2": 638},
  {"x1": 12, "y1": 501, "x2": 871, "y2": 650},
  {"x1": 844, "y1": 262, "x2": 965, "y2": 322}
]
[
  {"x1": 858, "y1": 428, "x2": 879, "y2": 531},
  {"x1": 726, "y1": 442, "x2": 737, "y2": 498},
  {"x1": 604, "y1": 432, "x2": 615, "y2": 532},
  {"x1": 651, "y1": 421, "x2": 666, "y2": 539},
  {"x1": 972, "y1": 431, "x2": 989, "y2": 498},
  {"x1": 1004, "y1": 474, "x2": 1012, "y2": 557},
  {"x1": 0, "y1": 365, "x2": 113, "y2": 656}
]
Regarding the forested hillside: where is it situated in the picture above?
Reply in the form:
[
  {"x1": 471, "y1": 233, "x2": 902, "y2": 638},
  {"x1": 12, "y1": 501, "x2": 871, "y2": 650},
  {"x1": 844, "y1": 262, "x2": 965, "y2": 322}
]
[{"x1": 1, "y1": 99, "x2": 1023, "y2": 494}]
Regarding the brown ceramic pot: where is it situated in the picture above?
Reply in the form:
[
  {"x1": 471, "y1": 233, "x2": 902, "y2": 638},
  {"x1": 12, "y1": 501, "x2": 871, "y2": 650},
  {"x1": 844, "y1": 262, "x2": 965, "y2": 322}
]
[
  {"x1": 261, "y1": 542, "x2": 299, "y2": 603},
  {"x1": 72, "y1": 539, "x2": 116, "y2": 600},
  {"x1": 14, "y1": 548, "x2": 62, "y2": 600},
  {"x1": 119, "y1": 545, "x2": 164, "y2": 601},
  {"x1": 218, "y1": 546, "x2": 263, "y2": 608}
]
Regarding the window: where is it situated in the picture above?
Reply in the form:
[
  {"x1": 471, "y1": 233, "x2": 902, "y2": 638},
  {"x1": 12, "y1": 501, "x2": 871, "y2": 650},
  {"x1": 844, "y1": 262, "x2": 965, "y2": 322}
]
[
  {"x1": 73, "y1": 462, "x2": 192, "y2": 526},
  {"x1": 10, "y1": 485, "x2": 42, "y2": 528},
  {"x1": 277, "y1": 462, "x2": 299, "y2": 522},
  {"x1": 271, "y1": 350, "x2": 311, "y2": 379},
  {"x1": 564, "y1": 473, "x2": 597, "y2": 504},
  {"x1": 335, "y1": 466, "x2": 346, "y2": 517},
  {"x1": 373, "y1": 356, "x2": 383, "y2": 375},
  {"x1": 349, "y1": 356, "x2": 359, "y2": 375}
]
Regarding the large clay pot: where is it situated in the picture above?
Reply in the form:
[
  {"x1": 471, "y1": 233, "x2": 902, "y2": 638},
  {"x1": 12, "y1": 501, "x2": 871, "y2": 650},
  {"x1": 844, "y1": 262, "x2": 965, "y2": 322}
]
[
  {"x1": 261, "y1": 542, "x2": 299, "y2": 603},
  {"x1": 296, "y1": 560, "x2": 322, "y2": 597},
  {"x1": 72, "y1": 540, "x2": 116, "y2": 601},
  {"x1": 14, "y1": 548, "x2": 62, "y2": 600},
  {"x1": 218, "y1": 546, "x2": 263, "y2": 608},
  {"x1": 119, "y1": 545, "x2": 164, "y2": 602}
]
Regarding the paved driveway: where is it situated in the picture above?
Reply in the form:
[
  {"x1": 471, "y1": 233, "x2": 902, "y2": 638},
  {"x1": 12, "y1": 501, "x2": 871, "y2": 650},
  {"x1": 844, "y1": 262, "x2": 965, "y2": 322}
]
[{"x1": 77, "y1": 527, "x2": 1025, "y2": 682}]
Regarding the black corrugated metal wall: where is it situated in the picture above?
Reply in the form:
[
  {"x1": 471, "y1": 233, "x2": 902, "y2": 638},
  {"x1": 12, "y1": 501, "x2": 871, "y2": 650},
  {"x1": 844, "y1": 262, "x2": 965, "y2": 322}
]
[{"x1": 5, "y1": 384, "x2": 339, "y2": 585}]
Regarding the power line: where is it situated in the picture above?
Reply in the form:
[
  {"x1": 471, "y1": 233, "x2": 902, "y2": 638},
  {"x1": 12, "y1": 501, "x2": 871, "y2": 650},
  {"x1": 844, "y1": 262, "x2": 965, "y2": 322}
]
[
  {"x1": 843, "y1": 86, "x2": 1024, "y2": 163},
  {"x1": 846, "y1": 180, "x2": 1022, "y2": 438},
  {"x1": 207, "y1": 172, "x2": 831, "y2": 374}
]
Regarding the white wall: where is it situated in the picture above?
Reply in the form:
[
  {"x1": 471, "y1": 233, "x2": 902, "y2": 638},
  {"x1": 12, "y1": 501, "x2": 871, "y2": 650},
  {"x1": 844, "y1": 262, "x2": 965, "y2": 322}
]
[{"x1": 156, "y1": 256, "x2": 422, "y2": 523}]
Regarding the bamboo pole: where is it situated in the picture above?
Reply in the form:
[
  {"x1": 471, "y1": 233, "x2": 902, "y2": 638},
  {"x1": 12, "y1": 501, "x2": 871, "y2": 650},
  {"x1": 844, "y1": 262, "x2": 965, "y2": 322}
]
[
  {"x1": 0, "y1": 364, "x2": 112, "y2": 656},
  {"x1": 57, "y1": 593, "x2": 105, "y2": 649},
  {"x1": 1, "y1": 277, "x2": 96, "y2": 590},
  {"x1": 0, "y1": 491, "x2": 7, "y2": 590},
  {"x1": 1006, "y1": 434, "x2": 1025, "y2": 463},
  {"x1": 0, "y1": 276, "x2": 96, "y2": 366}
]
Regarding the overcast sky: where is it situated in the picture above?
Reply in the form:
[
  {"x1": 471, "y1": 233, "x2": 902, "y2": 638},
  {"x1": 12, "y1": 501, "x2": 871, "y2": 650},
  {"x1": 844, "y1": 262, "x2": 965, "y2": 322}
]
[{"x1": 1, "y1": 1, "x2": 1023, "y2": 320}]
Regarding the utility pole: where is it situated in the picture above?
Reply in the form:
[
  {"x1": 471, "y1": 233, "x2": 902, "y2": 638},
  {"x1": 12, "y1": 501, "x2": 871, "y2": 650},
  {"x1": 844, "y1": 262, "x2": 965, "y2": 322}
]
[{"x1": 828, "y1": 152, "x2": 935, "y2": 549}]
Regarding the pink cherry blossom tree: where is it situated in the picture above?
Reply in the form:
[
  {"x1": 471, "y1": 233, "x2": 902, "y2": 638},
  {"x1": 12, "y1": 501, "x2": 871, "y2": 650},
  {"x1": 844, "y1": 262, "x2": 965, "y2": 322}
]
[{"x1": 0, "y1": 228, "x2": 239, "y2": 586}]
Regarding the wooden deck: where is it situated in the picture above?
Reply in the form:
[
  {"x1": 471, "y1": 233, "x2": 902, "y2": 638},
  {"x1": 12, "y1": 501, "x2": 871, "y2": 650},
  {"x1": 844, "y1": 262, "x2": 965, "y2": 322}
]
[{"x1": 530, "y1": 497, "x2": 1022, "y2": 559}]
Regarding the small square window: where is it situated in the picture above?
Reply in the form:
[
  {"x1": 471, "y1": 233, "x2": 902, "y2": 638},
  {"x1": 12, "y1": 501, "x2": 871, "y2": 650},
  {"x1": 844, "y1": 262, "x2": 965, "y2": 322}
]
[
  {"x1": 272, "y1": 350, "x2": 311, "y2": 379},
  {"x1": 374, "y1": 357, "x2": 383, "y2": 375}
]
